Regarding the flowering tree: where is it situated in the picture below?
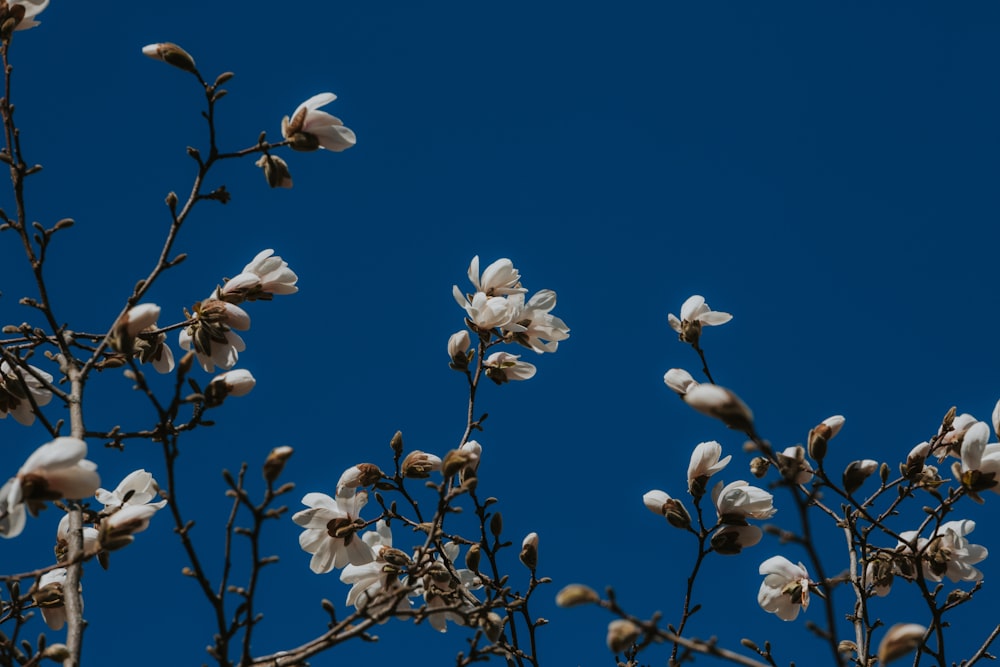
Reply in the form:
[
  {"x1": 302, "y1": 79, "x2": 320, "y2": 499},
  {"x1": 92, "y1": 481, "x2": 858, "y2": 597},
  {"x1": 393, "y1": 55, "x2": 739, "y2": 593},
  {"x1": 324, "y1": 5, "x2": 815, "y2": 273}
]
[{"x1": 0, "y1": 3, "x2": 997, "y2": 667}]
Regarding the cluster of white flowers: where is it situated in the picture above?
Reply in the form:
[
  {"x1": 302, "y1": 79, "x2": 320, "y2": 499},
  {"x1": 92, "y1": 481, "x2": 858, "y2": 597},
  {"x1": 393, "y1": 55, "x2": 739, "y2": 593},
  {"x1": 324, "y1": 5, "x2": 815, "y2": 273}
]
[{"x1": 450, "y1": 256, "x2": 569, "y2": 383}]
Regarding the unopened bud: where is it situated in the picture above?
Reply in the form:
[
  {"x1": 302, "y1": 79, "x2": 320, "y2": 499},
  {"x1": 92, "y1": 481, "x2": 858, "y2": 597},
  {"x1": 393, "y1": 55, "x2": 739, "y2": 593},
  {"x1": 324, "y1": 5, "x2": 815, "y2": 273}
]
[
  {"x1": 442, "y1": 448, "x2": 475, "y2": 478},
  {"x1": 489, "y1": 511, "x2": 503, "y2": 538},
  {"x1": 808, "y1": 415, "x2": 844, "y2": 461},
  {"x1": 877, "y1": 624, "x2": 926, "y2": 665},
  {"x1": 663, "y1": 368, "x2": 698, "y2": 396},
  {"x1": 683, "y1": 384, "x2": 754, "y2": 433},
  {"x1": 142, "y1": 42, "x2": 198, "y2": 74},
  {"x1": 556, "y1": 584, "x2": 600, "y2": 607},
  {"x1": 465, "y1": 543, "x2": 481, "y2": 572},
  {"x1": 606, "y1": 619, "x2": 641, "y2": 654},
  {"x1": 843, "y1": 459, "x2": 879, "y2": 495},
  {"x1": 448, "y1": 330, "x2": 471, "y2": 370},
  {"x1": 390, "y1": 431, "x2": 404, "y2": 456},
  {"x1": 263, "y1": 446, "x2": 294, "y2": 483},
  {"x1": 255, "y1": 154, "x2": 293, "y2": 189},
  {"x1": 41, "y1": 644, "x2": 70, "y2": 661},
  {"x1": 750, "y1": 456, "x2": 770, "y2": 478},
  {"x1": 520, "y1": 532, "x2": 539, "y2": 570},
  {"x1": 402, "y1": 450, "x2": 442, "y2": 478},
  {"x1": 480, "y1": 611, "x2": 504, "y2": 643}
]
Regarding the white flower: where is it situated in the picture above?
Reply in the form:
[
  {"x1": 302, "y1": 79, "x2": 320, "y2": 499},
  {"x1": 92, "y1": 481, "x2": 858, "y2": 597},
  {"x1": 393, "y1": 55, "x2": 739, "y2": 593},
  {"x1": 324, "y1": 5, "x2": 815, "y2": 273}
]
[
  {"x1": 448, "y1": 330, "x2": 470, "y2": 360},
  {"x1": 503, "y1": 290, "x2": 570, "y2": 354},
  {"x1": 452, "y1": 288, "x2": 516, "y2": 330},
  {"x1": 687, "y1": 441, "x2": 731, "y2": 494},
  {"x1": 96, "y1": 470, "x2": 166, "y2": 510},
  {"x1": 416, "y1": 542, "x2": 483, "y2": 632},
  {"x1": 643, "y1": 490, "x2": 691, "y2": 530},
  {"x1": 757, "y1": 556, "x2": 811, "y2": 621},
  {"x1": 292, "y1": 490, "x2": 374, "y2": 573},
  {"x1": 778, "y1": 446, "x2": 814, "y2": 485},
  {"x1": 205, "y1": 369, "x2": 256, "y2": 407},
  {"x1": 713, "y1": 480, "x2": 776, "y2": 520},
  {"x1": 282, "y1": 93, "x2": 356, "y2": 152},
  {"x1": 114, "y1": 303, "x2": 174, "y2": 373},
  {"x1": 0, "y1": 437, "x2": 100, "y2": 538},
  {"x1": 898, "y1": 519, "x2": 988, "y2": 583},
  {"x1": 483, "y1": 351, "x2": 536, "y2": 383},
  {"x1": 959, "y1": 421, "x2": 991, "y2": 472},
  {"x1": 335, "y1": 463, "x2": 383, "y2": 497},
  {"x1": 35, "y1": 567, "x2": 68, "y2": 630},
  {"x1": 179, "y1": 299, "x2": 250, "y2": 372},
  {"x1": 466, "y1": 256, "x2": 525, "y2": 296},
  {"x1": 683, "y1": 384, "x2": 754, "y2": 432},
  {"x1": 56, "y1": 514, "x2": 100, "y2": 557},
  {"x1": 0, "y1": 360, "x2": 53, "y2": 426},
  {"x1": 9, "y1": 0, "x2": 49, "y2": 31},
  {"x1": 663, "y1": 368, "x2": 698, "y2": 396},
  {"x1": 711, "y1": 524, "x2": 762, "y2": 554},
  {"x1": 99, "y1": 503, "x2": 162, "y2": 551},
  {"x1": 220, "y1": 249, "x2": 298, "y2": 302},
  {"x1": 668, "y1": 295, "x2": 732, "y2": 345},
  {"x1": 340, "y1": 521, "x2": 411, "y2": 618}
]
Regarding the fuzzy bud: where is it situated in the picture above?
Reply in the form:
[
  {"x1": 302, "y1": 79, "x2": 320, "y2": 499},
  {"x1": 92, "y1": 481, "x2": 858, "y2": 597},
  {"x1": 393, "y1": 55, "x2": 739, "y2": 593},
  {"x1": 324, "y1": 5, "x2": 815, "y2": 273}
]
[
  {"x1": 556, "y1": 584, "x2": 600, "y2": 607},
  {"x1": 877, "y1": 624, "x2": 926, "y2": 665},
  {"x1": 401, "y1": 451, "x2": 442, "y2": 479},
  {"x1": 683, "y1": 384, "x2": 754, "y2": 433},
  {"x1": 141, "y1": 42, "x2": 197, "y2": 74},
  {"x1": 255, "y1": 154, "x2": 293, "y2": 189},
  {"x1": 263, "y1": 446, "x2": 294, "y2": 483},
  {"x1": 519, "y1": 532, "x2": 539, "y2": 570},
  {"x1": 807, "y1": 415, "x2": 845, "y2": 462},
  {"x1": 843, "y1": 459, "x2": 879, "y2": 495},
  {"x1": 606, "y1": 619, "x2": 641, "y2": 654}
]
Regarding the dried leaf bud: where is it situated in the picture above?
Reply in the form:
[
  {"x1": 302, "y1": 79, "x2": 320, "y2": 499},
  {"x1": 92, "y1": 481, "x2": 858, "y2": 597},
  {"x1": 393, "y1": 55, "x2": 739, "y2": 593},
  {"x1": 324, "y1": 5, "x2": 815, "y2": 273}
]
[
  {"x1": 263, "y1": 446, "x2": 294, "y2": 483},
  {"x1": 556, "y1": 584, "x2": 600, "y2": 607},
  {"x1": 606, "y1": 619, "x2": 641, "y2": 654},
  {"x1": 843, "y1": 459, "x2": 879, "y2": 495},
  {"x1": 401, "y1": 450, "x2": 442, "y2": 478},
  {"x1": 750, "y1": 456, "x2": 770, "y2": 478},
  {"x1": 465, "y1": 543, "x2": 481, "y2": 572},
  {"x1": 489, "y1": 511, "x2": 503, "y2": 538},
  {"x1": 141, "y1": 42, "x2": 197, "y2": 74},
  {"x1": 877, "y1": 624, "x2": 926, "y2": 665},
  {"x1": 807, "y1": 415, "x2": 845, "y2": 461},
  {"x1": 255, "y1": 154, "x2": 293, "y2": 189},
  {"x1": 390, "y1": 431, "x2": 404, "y2": 456},
  {"x1": 520, "y1": 532, "x2": 539, "y2": 570},
  {"x1": 683, "y1": 384, "x2": 754, "y2": 433}
]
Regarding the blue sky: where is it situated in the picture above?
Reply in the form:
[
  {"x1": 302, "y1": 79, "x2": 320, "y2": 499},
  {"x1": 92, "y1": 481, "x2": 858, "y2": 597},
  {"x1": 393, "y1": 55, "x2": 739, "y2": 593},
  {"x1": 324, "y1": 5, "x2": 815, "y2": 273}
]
[{"x1": 2, "y1": 1, "x2": 1000, "y2": 665}]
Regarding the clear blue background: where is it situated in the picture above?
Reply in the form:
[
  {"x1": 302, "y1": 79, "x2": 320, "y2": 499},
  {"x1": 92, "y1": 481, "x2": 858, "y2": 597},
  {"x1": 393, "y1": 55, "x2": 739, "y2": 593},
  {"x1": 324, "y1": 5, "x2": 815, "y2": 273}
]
[{"x1": 1, "y1": 1, "x2": 999, "y2": 664}]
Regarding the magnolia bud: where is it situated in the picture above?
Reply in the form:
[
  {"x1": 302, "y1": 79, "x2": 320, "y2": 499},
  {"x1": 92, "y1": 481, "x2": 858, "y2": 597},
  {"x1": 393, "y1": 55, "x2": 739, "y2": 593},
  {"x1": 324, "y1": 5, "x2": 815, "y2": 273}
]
[
  {"x1": 877, "y1": 624, "x2": 926, "y2": 665},
  {"x1": 255, "y1": 154, "x2": 293, "y2": 189},
  {"x1": 263, "y1": 446, "x2": 294, "y2": 483},
  {"x1": 141, "y1": 42, "x2": 197, "y2": 74},
  {"x1": 519, "y1": 532, "x2": 539, "y2": 570},
  {"x1": 843, "y1": 459, "x2": 879, "y2": 495},
  {"x1": 556, "y1": 584, "x2": 600, "y2": 607},
  {"x1": 807, "y1": 415, "x2": 845, "y2": 461},
  {"x1": 401, "y1": 451, "x2": 442, "y2": 478},
  {"x1": 606, "y1": 619, "x2": 641, "y2": 654},
  {"x1": 683, "y1": 384, "x2": 754, "y2": 433}
]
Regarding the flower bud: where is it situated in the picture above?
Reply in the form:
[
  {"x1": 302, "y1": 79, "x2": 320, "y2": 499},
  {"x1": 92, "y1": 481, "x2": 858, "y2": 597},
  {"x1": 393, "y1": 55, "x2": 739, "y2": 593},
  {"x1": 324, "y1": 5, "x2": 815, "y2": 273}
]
[
  {"x1": 401, "y1": 450, "x2": 442, "y2": 478},
  {"x1": 843, "y1": 459, "x2": 879, "y2": 495},
  {"x1": 683, "y1": 384, "x2": 754, "y2": 433},
  {"x1": 448, "y1": 330, "x2": 471, "y2": 370},
  {"x1": 750, "y1": 456, "x2": 770, "y2": 478},
  {"x1": 263, "y1": 446, "x2": 294, "y2": 483},
  {"x1": 141, "y1": 42, "x2": 197, "y2": 74},
  {"x1": 606, "y1": 619, "x2": 641, "y2": 654},
  {"x1": 663, "y1": 368, "x2": 698, "y2": 396},
  {"x1": 255, "y1": 154, "x2": 293, "y2": 189},
  {"x1": 556, "y1": 584, "x2": 600, "y2": 607},
  {"x1": 807, "y1": 415, "x2": 844, "y2": 461},
  {"x1": 336, "y1": 463, "x2": 383, "y2": 496},
  {"x1": 480, "y1": 611, "x2": 505, "y2": 643},
  {"x1": 877, "y1": 624, "x2": 926, "y2": 665},
  {"x1": 442, "y1": 448, "x2": 476, "y2": 478},
  {"x1": 465, "y1": 543, "x2": 481, "y2": 572},
  {"x1": 519, "y1": 532, "x2": 539, "y2": 569},
  {"x1": 390, "y1": 430, "x2": 404, "y2": 456}
]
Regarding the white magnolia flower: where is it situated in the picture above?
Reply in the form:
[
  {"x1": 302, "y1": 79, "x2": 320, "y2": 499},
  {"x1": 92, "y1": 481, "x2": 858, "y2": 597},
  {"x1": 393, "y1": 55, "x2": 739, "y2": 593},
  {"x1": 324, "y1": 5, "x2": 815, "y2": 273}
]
[
  {"x1": 99, "y1": 503, "x2": 162, "y2": 551},
  {"x1": 713, "y1": 480, "x2": 776, "y2": 520},
  {"x1": 758, "y1": 556, "x2": 811, "y2": 621},
  {"x1": 96, "y1": 470, "x2": 167, "y2": 510},
  {"x1": 114, "y1": 303, "x2": 175, "y2": 374},
  {"x1": 56, "y1": 514, "x2": 100, "y2": 557},
  {"x1": 898, "y1": 519, "x2": 988, "y2": 583},
  {"x1": 959, "y1": 421, "x2": 991, "y2": 472},
  {"x1": 35, "y1": 567, "x2": 68, "y2": 630},
  {"x1": 448, "y1": 330, "x2": 470, "y2": 360},
  {"x1": 220, "y1": 249, "x2": 298, "y2": 302},
  {"x1": 483, "y1": 351, "x2": 536, "y2": 383},
  {"x1": 9, "y1": 0, "x2": 49, "y2": 31},
  {"x1": 282, "y1": 93, "x2": 356, "y2": 152},
  {"x1": 683, "y1": 384, "x2": 754, "y2": 432},
  {"x1": 778, "y1": 445, "x2": 814, "y2": 485},
  {"x1": 335, "y1": 464, "x2": 383, "y2": 497},
  {"x1": 643, "y1": 490, "x2": 691, "y2": 530},
  {"x1": 293, "y1": 490, "x2": 374, "y2": 573},
  {"x1": 340, "y1": 521, "x2": 411, "y2": 618},
  {"x1": 663, "y1": 368, "x2": 698, "y2": 396},
  {"x1": 0, "y1": 437, "x2": 100, "y2": 538},
  {"x1": 993, "y1": 399, "x2": 1000, "y2": 440},
  {"x1": 687, "y1": 441, "x2": 731, "y2": 494},
  {"x1": 503, "y1": 290, "x2": 570, "y2": 353},
  {"x1": 466, "y1": 256, "x2": 525, "y2": 296},
  {"x1": 668, "y1": 295, "x2": 732, "y2": 345},
  {"x1": 205, "y1": 369, "x2": 256, "y2": 407},
  {"x1": 0, "y1": 360, "x2": 53, "y2": 426},
  {"x1": 979, "y1": 443, "x2": 1000, "y2": 493},
  {"x1": 452, "y1": 288, "x2": 516, "y2": 330},
  {"x1": 179, "y1": 299, "x2": 250, "y2": 372},
  {"x1": 711, "y1": 523, "x2": 762, "y2": 554},
  {"x1": 416, "y1": 542, "x2": 483, "y2": 632}
]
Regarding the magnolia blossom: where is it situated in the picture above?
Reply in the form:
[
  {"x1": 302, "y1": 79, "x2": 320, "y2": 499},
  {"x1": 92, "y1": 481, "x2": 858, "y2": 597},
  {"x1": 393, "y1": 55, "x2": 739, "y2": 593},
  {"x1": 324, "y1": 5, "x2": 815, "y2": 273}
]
[
  {"x1": 758, "y1": 556, "x2": 811, "y2": 621},
  {"x1": 777, "y1": 446, "x2": 813, "y2": 485},
  {"x1": 335, "y1": 463, "x2": 383, "y2": 497},
  {"x1": 503, "y1": 290, "x2": 570, "y2": 353},
  {"x1": 714, "y1": 480, "x2": 776, "y2": 520},
  {"x1": 898, "y1": 519, "x2": 988, "y2": 583},
  {"x1": 205, "y1": 369, "x2": 256, "y2": 407},
  {"x1": 663, "y1": 368, "x2": 698, "y2": 396},
  {"x1": 219, "y1": 249, "x2": 298, "y2": 303},
  {"x1": 293, "y1": 490, "x2": 374, "y2": 573},
  {"x1": 0, "y1": 360, "x2": 53, "y2": 426},
  {"x1": 8, "y1": 0, "x2": 49, "y2": 31},
  {"x1": 110, "y1": 304, "x2": 172, "y2": 373},
  {"x1": 0, "y1": 437, "x2": 100, "y2": 538},
  {"x1": 466, "y1": 256, "x2": 525, "y2": 296},
  {"x1": 340, "y1": 521, "x2": 411, "y2": 618},
  {"x1": 687, "y1": 441, "x2": 731, "y2": 494},
  {"x1": 416, "y1": 542, "x2": 483, "y2": 632},
  {"x1": 452, "y1": 288, "x2": 515, "y2": 330},
  {"x1": 56, "y1": 514, "x2": 100, "y2": 558},
  {"x1": 96, "y1": 470, "x2": 167, "y2": 510},
  {"x1": 179, "y1": 299, "x2": 250, "y2": 372},
  {"x1": 668, "y1": 295, "x2": 732, "y2": 345},
  {"x1": 35, "y1": 567, "x2": 68, "y2": 630},
  {"x1": 807, "y1": 414, "x2": 845, "y2": 460},
  {"x1": 448, "y1": 330, "x2": 470, "y2": 361},
  {"x1": 683, "y1": 384, "x2": 754, "y2": 433},
  {"x1": 282, "y1": 93, "x2": 356, "y2": 152},
  {"x1": 711, "y1": 524, "x2": 762, "y2": 554},
  {"x1": 483, "y1": 351, "x2": 536, "y2": 383},
  {"x1": 642, "y1": 490, "x2": 691, "y2": 530}
]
